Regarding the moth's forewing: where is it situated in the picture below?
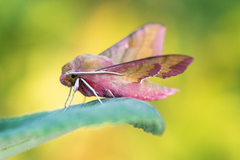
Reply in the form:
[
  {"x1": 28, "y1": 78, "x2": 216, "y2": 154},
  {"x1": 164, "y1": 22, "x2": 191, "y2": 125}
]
[
  {"x1": 146, "y1": 55, "x2": 194, "y2": 79},
  {"x1": 98, "y1": 59, "x2": 162, "y2": 83},
  {"x1": 99, "y1": 23, "x2": 166, "y2": 64},
  {"x1": 98, "y1": 54, "x2": 193, "y2": 82}
]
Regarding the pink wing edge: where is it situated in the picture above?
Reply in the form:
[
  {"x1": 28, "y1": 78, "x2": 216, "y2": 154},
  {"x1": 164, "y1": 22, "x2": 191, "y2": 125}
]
[{"x1": 151, "y1": 23, "x2": 166, "y2": 56}]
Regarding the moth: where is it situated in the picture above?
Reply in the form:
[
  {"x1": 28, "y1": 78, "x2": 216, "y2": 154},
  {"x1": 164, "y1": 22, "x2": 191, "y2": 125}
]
[{"x1": 60, "y1": 23, "x2": 194, "y2": 110}]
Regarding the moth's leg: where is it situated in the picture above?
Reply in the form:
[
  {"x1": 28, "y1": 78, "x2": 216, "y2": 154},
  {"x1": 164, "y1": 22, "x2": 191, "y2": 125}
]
[
  {"x1": 80, "y1": 78, "x2": 103, "y2": 104},
  {"x1": 64, "y1": 87, "x2": 72, "y2": 108},
  {"x1": 64, "y1": 78, "x2": 80, "y2": 111},
  {"x1": 106, "y1": 89, "x2": 115, "y2": 98}
]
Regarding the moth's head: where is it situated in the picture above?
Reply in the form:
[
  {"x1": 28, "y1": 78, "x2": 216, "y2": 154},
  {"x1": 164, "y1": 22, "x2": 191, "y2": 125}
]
[{"x1": 60, "y1": 62, "x2": 78, "y2": 87}]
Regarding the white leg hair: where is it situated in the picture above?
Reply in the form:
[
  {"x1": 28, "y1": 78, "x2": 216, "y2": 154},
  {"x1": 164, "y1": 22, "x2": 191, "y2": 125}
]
[
  {"x1": 64, "y1": 78, "x2": 80, "y2": 111},
  {"x1": 106, "y1": 89, "x2": 115, "y2": 98},
  {"x1": 64, "y1": 87, "x2": 72, "y2": 108},
  {"x1": 80, "y1": 78, "x2": 103, "y2": 104}
]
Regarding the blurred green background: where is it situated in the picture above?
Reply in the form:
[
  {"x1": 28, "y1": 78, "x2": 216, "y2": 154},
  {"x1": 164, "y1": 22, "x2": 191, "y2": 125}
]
[{"x1": 1, "y1": 0, "x2": 240, "y2": 159}]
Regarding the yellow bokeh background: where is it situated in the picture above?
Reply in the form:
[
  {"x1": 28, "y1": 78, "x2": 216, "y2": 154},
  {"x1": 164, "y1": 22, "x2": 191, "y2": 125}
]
[{"x1": 1, "y1": 0, "x2": 240, "y2": 159}]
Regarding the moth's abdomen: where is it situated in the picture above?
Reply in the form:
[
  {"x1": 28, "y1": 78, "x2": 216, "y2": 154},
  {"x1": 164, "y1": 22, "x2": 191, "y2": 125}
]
[
  {"x1": 78, "y1": 75, "x2": 178, "y2": 101},
  {"x1": 109, "y1": 80, "x2": 179, "y2": 101}
]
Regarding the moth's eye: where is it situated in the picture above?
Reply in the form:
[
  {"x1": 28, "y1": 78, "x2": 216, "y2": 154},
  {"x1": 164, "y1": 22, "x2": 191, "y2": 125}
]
[{"x1": 71, "y1": 74, "x2": 77, "y2": 78}]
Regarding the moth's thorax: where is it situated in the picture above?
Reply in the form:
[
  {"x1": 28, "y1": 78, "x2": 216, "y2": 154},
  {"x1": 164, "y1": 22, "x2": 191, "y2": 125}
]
[
  {"x1": 60, "y1": 54, "x2": 114, "y2": 87},
  {"x1": 76, "y1": 54, "x2": 114, "y2": 71}
]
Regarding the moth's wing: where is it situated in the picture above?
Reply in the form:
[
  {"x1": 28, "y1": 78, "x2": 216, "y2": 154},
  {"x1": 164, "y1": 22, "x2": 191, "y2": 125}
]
[
  {"x1": 145, "y1": 55, "x2": 194, "y2": 79},
  {"x1": 99, "y1": 23, "x2": 166, "y2": 64},
  {"x1": 98, "y1": 59, "x2": 162, "y2": 83},
  {"x1": 98, "y1": 54, "x2": 193, "y2": 82}
]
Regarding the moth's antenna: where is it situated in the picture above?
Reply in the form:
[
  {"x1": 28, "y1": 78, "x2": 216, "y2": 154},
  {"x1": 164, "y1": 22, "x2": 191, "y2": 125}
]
[
  {"x1": 80, "y1": 78, "x2": 103, "y2": 104},
  {"x1": 66, "y1": 70, "x2": 123, "y2": 76},
  {"x1": 64, "y1": 87, "x2": 72, "y2": 108},
  {"x1": 64, "y1": 78, "x2": 80, "y2": 111}
]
